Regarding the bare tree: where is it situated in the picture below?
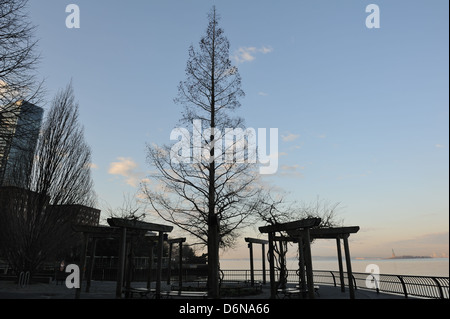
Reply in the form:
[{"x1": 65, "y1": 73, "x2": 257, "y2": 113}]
[
  {"x1": 104, "y1": 192, "x2": 147, "y2": 221},
  {"x1": 1, "y1": 0, "x2": 43, "y2": 185},
  {"x1": 0, "y1": 0, "x2": 41, "y2": 105},
  {"x1": 29, "y1": 82, "x2": 96, "y2": 207},
  {"x1": 0, "y1": 83, "x2": 96, "y2": 276},
  {"x1": 141, "y1": 7, "x2": 261, "y2": 298}
]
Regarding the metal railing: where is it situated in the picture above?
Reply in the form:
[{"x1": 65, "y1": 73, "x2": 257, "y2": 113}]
[
  {"x1": 32, "y1": 257, "x2": 447, "y2": 299},
  {"x1": 219, "y1": 269, "x2": 449, "y2": 299}
]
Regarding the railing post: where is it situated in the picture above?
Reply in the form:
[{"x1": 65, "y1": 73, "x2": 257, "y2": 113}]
[
  {"x1": 431, "y1": 277, "x2": 444, "y2": 299},
  {"x1": 371, "y1": 274, "x2": 380, "y2": 294},
  {"x1": 398, "y1": 275, "x2": 408, "y2": 298},
  {"x1": 330, "y1": 271, "x2": 336, "y2": 287}
]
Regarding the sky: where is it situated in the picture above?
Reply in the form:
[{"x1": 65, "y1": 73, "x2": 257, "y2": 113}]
[{"x1": 27, "y1": 0, "x2": 448, "y2": 259}]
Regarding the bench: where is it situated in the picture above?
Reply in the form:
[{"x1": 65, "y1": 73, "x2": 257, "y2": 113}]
[
  {"x1": 296, "y1": 285, "x2": 320, "y2": 297},
  {"x1": 124, "y1": 287, "x2": 155, "y2": 299},
  {"x1": 161, "y1": 290, "x2": 208, "y2": 299},
  {"x1": 277, "y1": 286, "x2": 320, "y2": 299}
]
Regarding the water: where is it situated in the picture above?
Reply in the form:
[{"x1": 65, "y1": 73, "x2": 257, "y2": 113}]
[{"x1": 220, "y1": 257, "x2": 449, "y2": 277}]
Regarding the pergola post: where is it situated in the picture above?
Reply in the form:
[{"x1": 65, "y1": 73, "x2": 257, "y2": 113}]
[
  {"x1": 261, "y1": 244, "x2": 266, "y2": 285},
  {"x1": 248, "y1": 242, "x2": 254, "y2": 287},
  {"x1": 86, "y1": 237, "x2": 97, "y2": 293},
  {"x1": 75, "y1": 233, "x2": 89, "y2": 299},
  {"x1": 298, "y1": 236, "x2": 307, "y2": 298},
  {"x1": 125, "y1": 240, "x2": 134, "y2": 298},
  {"x1": 336, "y1": 237, "x2": 345, "y2": 292},
  {"x1": 155, "y1": 231, "x2": 164, "y2": 299},
  {"x1": 147, "y1": 240, "x2": 154, "y2": 289},
  {"x1": 303, "y1": 229, "x2": 315, "y2": 299},
  {"x1": 179, "y1": 241, "x2": 183, "y2": 290},
  {"x1": 343, "y1": 234, "x2": 355, "y2": 299},
  {"x1": 116, "y1": 227, "x2": 127, "y2": 299},
  {"x1": 268, "y1": 232, "x2": 276, "y2": 299},
  {"x1": 167, "y1": 242, "x2": 173, "y2": 285}
]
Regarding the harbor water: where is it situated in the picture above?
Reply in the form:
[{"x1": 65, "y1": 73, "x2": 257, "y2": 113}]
[{"x1": 220, "y1": 257, "x2": 449, "y2": 277}]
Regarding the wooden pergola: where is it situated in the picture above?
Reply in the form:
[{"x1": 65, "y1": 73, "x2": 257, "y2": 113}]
[
  {"x1": 259, "y1": 217, "x2": 360, "y2": 299},
  {"x1": 166, "y1": 237, "x2": 186, "y2": 289},
  {"x1": 72, "y1": 218, "x2": 173, "y2": 299},
  {"x1": 288, "y1": 226, "x2": 360, "y2": 299},
  {"x1": 259, "y1": 218, "x2": 321, "y2": 299},
  {"x1": 244, "y1": 237, "x2": 268, "y2": 286}
]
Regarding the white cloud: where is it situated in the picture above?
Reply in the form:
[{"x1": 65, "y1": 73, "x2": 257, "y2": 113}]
[
  {"x1": 281, "y1": 133, "x2": 300, "y2": 142},
  {"x1": 280, "y1": 164, "x2": 304, "y2": 178},
  {"x1": 258, "y1": 91, "x2": 268, "y2": 96},
  {"x1": 108, "y1": 157, "x2": 144, "y2": 187},
  {"x1": 435, "y1": 144, "x2": 445, "y2": 148},
  {"x1": 87, "y1": 163, "x2": 99, "y2": 170},
  {"x1": 232, "y1": 46, "x2": 273, "y2": 63}
]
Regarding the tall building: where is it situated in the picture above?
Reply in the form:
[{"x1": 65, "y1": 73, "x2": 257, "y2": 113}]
[{"x1": 0, "y1": 100, "x2": 43, "y2": 187}]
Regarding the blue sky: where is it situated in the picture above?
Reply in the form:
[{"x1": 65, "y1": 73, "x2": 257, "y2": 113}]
[{"x1": 28, "y1": 1, "x2": 448, "y2": 258}]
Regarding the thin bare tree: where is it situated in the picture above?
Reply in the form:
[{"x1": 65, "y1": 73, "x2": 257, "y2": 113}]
[{"x1": 141, "y1": 7, "x2": 261, "y2": 298}]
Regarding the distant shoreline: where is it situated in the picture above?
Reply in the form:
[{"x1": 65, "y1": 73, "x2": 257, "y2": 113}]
[{"x1": 221, "y1": 256, "x2": 449, "y2": 261}]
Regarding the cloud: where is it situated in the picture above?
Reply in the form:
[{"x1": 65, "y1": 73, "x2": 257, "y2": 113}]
[
  {"x1": 280, "y1": 164, "x2": 304, "y2": 178},
  {"x1": 108, "y1": 157, "x2": 144, "y2": 187},
  {"x1": 281, "y1": 133, "x2": 300, "y2": 142},
  {"x1": 258, "y1": 91, "x2": 268, "y2": 96},
  {"x1": 87, "y1": 163, "x2": 99, "y2": 170},
  {"x1": 232, "y1": 46, "x2": 273, "y2": 63},
  {"x1": 435, "y1": 144, "x2": 445, "y2": 148}
]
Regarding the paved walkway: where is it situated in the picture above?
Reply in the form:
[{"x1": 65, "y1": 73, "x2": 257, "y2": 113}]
[{"x1": 0, "y1": 280, "x2": 416, "y2": 299}]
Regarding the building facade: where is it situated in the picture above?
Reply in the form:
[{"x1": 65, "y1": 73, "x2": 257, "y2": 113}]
[{"x1": 0, "y1": 100, "x2": 43, "y2": 187}]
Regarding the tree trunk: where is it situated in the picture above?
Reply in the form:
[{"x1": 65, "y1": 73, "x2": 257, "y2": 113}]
[
  {"x1": 207, "y1": 214, "x2": 220, "y2": 298},
  {"x1": 207, "y1": 8, "x2": 220, "y2": 298}
]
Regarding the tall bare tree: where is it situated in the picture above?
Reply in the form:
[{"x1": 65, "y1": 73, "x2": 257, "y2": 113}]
[
  {"x1": 142, "y1": 7, "x2": 260, "y2": 298},
  {"x1": 29, "y1": 82, "x2": 96, "y2": 207},
  {"x1": 0, "y1": 83, "x2": 96, "y2": 276}
]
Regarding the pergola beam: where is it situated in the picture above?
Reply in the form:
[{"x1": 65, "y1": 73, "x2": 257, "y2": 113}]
[
  {"x1": 287, "y1": 226, "x2": 360, "y2": 239},
  {"x1": 244, "y1": 237, "x2": 268, "y2": 245},
  {"x1": 107, "y1": 218, "x2": 173, "y2": 233},
  {"x1": 259, "y1": 217, "x2": 321, "y2": 233},
  {"x1": 167, "y1": 238, "x2": 186, "y2": 244}
]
